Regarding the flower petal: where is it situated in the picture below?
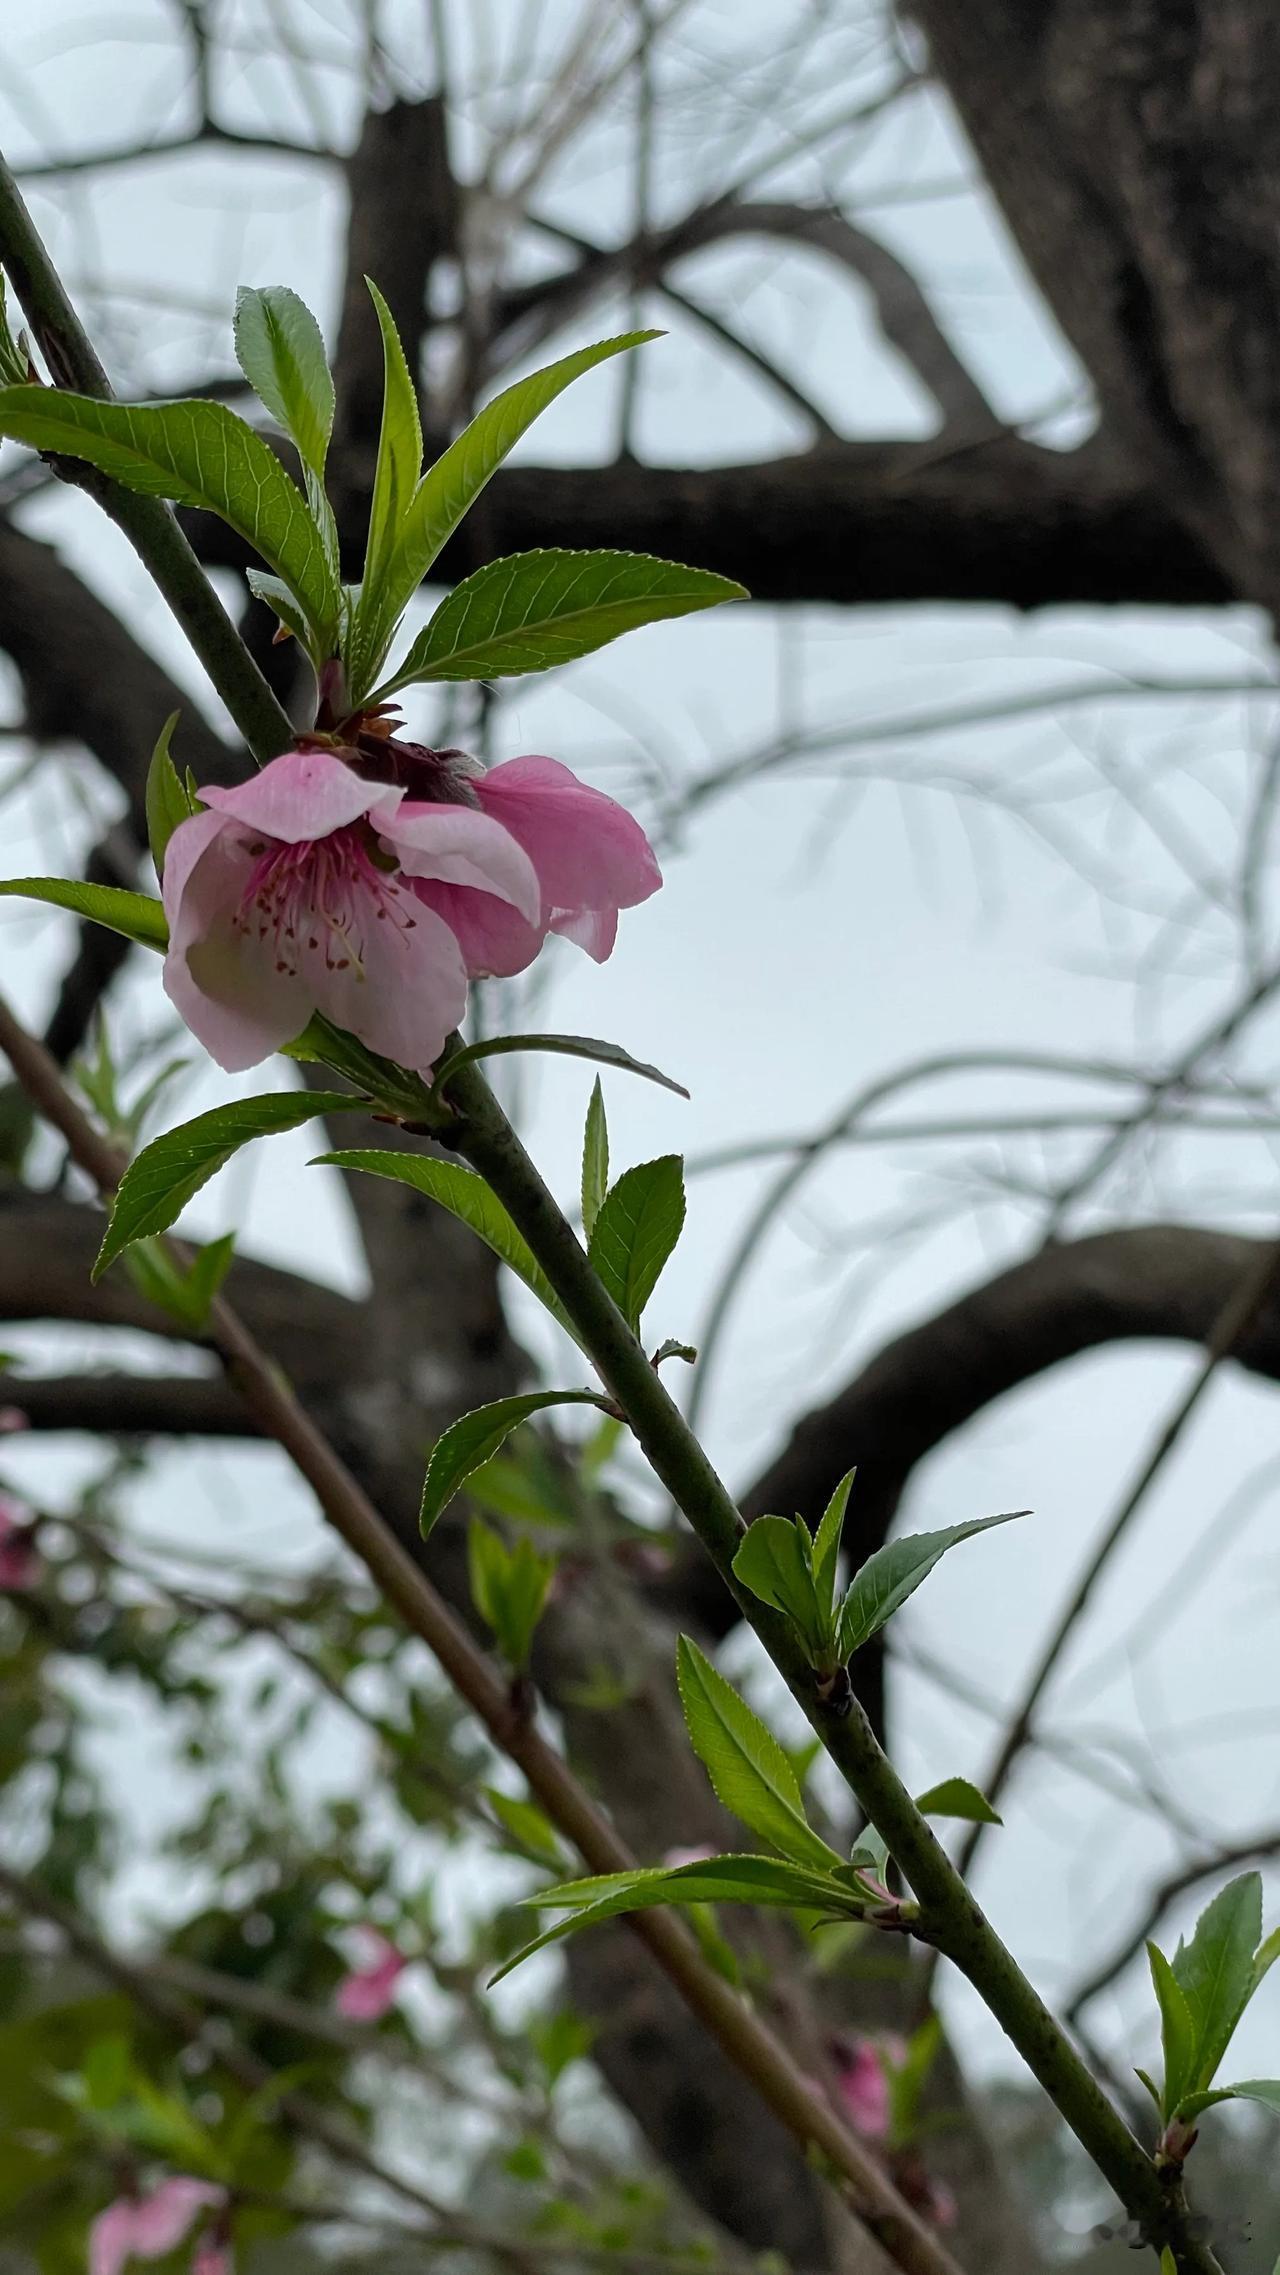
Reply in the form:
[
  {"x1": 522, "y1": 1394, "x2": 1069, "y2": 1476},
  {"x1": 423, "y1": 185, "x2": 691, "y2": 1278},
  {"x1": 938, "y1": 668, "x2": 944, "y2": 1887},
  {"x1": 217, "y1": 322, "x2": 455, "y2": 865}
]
[
  {"x1": 311, "y1": 877, "x2": 467, "y2": 1072},
  {"x1": 387, "y1": 804, "x2": 541, "y2": 922},
  {"x1": 407, "y1": 879, "x2": 544, "y2": 980},
  {"x1": 199, "y1": 748, "x2": 402, "y2": 845},
  {"x1": 474, "y1": 756, "x2": 661, "y2": 920},
  {"x1": 162, "y1": 822, "x2": 313, "y2": 1072}
]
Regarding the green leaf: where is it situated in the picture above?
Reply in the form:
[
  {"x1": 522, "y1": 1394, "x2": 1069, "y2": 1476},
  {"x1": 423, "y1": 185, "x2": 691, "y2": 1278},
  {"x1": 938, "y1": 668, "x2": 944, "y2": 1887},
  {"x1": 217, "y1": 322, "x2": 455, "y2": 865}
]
[
  {"x1": 886, "y1": 2015, "x2": 942, "y2": 2150},
  {"x1": 123, "y1": 1230, "x2": 236, "y2": 1331},
  {"x1": 587, "y1": 1154, "x2": 685, "y2": 1331},
  {"x1": 491, "y1": 1852, "x2": 861, "y2": 1984},
  {"x1": 811, "y1": 1469, "x2": 855, "y2": 1614},
  {"x1": 731, "y1": 1516, "x2": 833, "y2": 1668},
  {"x1": 233, "y1": 285, "x2": 335, "y2": 479},
  {"x1": 1160, "y1": 2251, "x2": 1178, "y2": 2275},
  {"x1": 675, "y1": 1635, "x2": 842, "y2": 1872},
  {"x1": 315, "y1": 1149, "x2": 585, "y2": 1347},
  {"x1": 483, "y1": 1787, "x2": 567, "y2": 1871},
  {"x1": 0, "y1": 386, "x2": 340, "y2": 648},
  {"x1": 420, "y1": 1388, "x2": 607, "y2": 1538},
  {"x1": 837, "y1": 1509, "x2": 1026, "y2": 1660},
  {"x1": 375, "y1": 546, "x2": 748, "y2": 695},
  {"x1": 1148, "y1": 1943, "x2": 1198, "y2": 2119},
  {"x1": 96, "y1": 1090, "x2": 360, "y2": 1277},
  {"x1": 284, "y1": 1015, "x2": 442, "y2": 1122},
  {"x1": 581, "y1": 1077, "x2": 609, "y2": 1242},
  {"x1": 348, "y1": 280, "x2": 425, "y2": 695},
  {"x1": 1252, "y1": 1923, "x2": 1280, "y2": 1997},
  {"x1": 467, "y1": 1517, "x2": 556, "y2": 1671},
  {"x1": 1170, "y1": 1872, "x2": 1263, "y2": 2094},
  {"x1": 363, "y1": 332, "x2": 658, "y2": 683},
  {"x1": 914, "y1": 1777, "x2": 1002, "y2": 1826},
  {"x1": 433, "y1": 1032, "x2": 688, "y2": 1101},
  {"x1": 246, "y1": 569, "x2": 316, "y2": 653},
  {"x1": 0, "y1": 876, "x2": 167, "y2": 950},
  {"x1": 144, "y1": 711, "x2": 193, "y2": 881},
  {"x1": 1177, "y1": 2079, "x2": 1280, "y2": 2123}
]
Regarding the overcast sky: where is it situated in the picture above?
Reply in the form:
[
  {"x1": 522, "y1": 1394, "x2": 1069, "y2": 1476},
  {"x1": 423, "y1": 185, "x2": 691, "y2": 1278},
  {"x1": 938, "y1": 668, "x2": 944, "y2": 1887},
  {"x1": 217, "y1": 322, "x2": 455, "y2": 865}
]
[{"x1": 3, "y1": 0, "x2": 1280, "y2": 2111}]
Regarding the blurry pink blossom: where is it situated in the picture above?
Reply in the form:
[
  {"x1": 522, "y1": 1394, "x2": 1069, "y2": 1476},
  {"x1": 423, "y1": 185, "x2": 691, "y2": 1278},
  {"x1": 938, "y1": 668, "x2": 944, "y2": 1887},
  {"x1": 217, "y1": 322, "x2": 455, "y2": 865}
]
[
  {"x1": 830, "y1": 2036, "x2": 896, "y2": 2140},
  {"x1": 163, "y1": 743, "x2": 659, "y2": 1075},
  {"x1": 0, "y1": 1493, "x2": 38, "y2": 1591},
  {"x1": 190, "y1": 2233, "x2": 235, "y2": 2275},
  {"x1": 0, "y1": 1404, "x2": 28, "y2": 1432},
  {"x1": 89, "y1": 2179, "x2": 225, "y2": 2275},
  {"x1": 335, "y1": 1927, "x2": 408, "y2": 2021}
]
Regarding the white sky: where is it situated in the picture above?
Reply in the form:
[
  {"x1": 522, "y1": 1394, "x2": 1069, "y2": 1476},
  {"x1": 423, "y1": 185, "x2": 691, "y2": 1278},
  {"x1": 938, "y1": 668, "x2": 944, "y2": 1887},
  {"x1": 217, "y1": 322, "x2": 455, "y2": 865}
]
[{"x1": 2, "y1": 0, "x2": 1280, "y2": 2111}]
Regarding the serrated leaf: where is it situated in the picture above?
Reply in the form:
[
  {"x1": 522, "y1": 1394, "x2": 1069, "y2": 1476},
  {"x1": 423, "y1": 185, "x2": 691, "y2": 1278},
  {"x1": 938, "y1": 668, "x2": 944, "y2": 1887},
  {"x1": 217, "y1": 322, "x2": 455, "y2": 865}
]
[
  {"x1": 914, "y1": 1777, "x2": 1002, "y2": 1826},
  {"x1": 361, "y1": 332, "x2": 658, "y2": 686},
  {"x1": 315, "y1": 1149, "x2": 585, "y2": 1348},
  {"x1": 348, "y1": 280, "x2": 424, "y2": 695},
  {"x1": 491, "y1": 1852, "x2": 860, "y2": 1984},
  {"x1": 233, "y1": 285, "x2": 335, "y2": 479},
  {"x1": 581, "y1": 1077, "x2": 609, "y2": 1241},
  {"x1": 675, "y1": 1635, "x2": 841, "y2": 1872},
  {"x1": 1252, "y1": 1923, "x2": 1280, "y2": 1997},
  {"x1": 144, "y1": 711, "x2": 192, "y2": 881},
  {"x1": 1148, "y1": 1942, "x2": 1198, "y2": 2119},
  {"x1": 96, "y1": 1091, "x2": 359, "y2": 1277},
  {"x1": 420, "y1": 1388, "x2": 607, "y2": 1538},
  {"x1": 1171, "y1": 1872, "x2": 1263, "y2": 2094},
  {"x1": 246, "y1": 569, "x2": 316, "y2": 653},
  {"x1": 467, "y1": 1517, "x2": 556, "y2": 1670},
  {"x1": 836, "y1": 1509, "x2": 1026, "y2": 1660},
  {"x1": 811, "y1": 1469, "x2": 855, "y2": 1614},
  {"x1": 0, "y1": 876, "x2": 167, "y2": 950},
  {"x1": 122, "y1": 1230, "x2": 235, "y2": 1331},
  {"x1": 587, "y1": 1154, "x2": 685, "y2": 1331},
  {"x1": 1177, "y1": 2079, "x2": 1280, "y2": 2122},
  {"x1": 0, "y1": 386, "x2": 340, "y2": 646},
  {"x1": 732, "y1": 1515, "x2": 833, "y2": 1667},
  {"x1": 434, "y1": 1031, "x2": 688, "y2": 1101},
  {"x1": 375, "y1": 547, "x2": 747, "y2": 695}
]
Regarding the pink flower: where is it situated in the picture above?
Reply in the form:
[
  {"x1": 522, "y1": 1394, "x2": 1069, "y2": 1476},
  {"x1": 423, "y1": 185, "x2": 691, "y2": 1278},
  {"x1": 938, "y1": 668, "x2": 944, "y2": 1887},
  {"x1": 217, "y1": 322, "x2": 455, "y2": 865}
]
[
  {"x1": 830, "y1": 2036, "x2": 892, "y2": 2140},
  {"x1": 398, "y1": 753, "x2": 662, "y2": 978},
  {"x1": 0, "y1": 1493, "x2": 39, "y2": 1591},
  {"x1": 0, "y1": 1405, "x2": 28, "y2": 1432},
  {"x1": 161, "y1": 747, "x2": 540, "y2": 1074},
  {"x1": 191, "y1": 2237, "x2": 234, "y2": 2275},
  {"x1": 335, "y1": 1927, "x2": 407, "y2": 2021},
  {"x1": 89, "y1": 2179, "x2": 225, "y2": 2275},
  {"x1": 163, "y1": 742, "x2": 660, "y2": 1075}
]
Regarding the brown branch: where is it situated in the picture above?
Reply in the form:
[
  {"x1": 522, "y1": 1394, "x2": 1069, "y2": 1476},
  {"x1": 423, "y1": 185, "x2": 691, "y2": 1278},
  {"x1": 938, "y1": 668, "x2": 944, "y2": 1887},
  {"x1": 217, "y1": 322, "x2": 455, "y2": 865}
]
[{"x1": 184, "y1": 430, "x2": 1230, "y2": 611}]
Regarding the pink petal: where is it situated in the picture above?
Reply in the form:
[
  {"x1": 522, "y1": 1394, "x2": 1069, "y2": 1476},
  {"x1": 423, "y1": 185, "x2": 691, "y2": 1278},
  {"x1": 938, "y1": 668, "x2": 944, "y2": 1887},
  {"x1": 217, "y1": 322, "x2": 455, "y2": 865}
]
[
  {"x1": 336, "y1": 1929, "x2": 408, "y2": 2021},
  {"x1": 163, "y1": 819, "x2": 312, "y2": 1073},
  {"x1": 551, "y1": 905, "x2": 618, "y2": 963},
  {"x1": 198, "y1": 748, "x2": 401, "y2": 844},
  {"x1": 191, "y1": 2239, "x2": 234, "y2": 2275},
  {"x1": 0, "y1": 1405, "x2": 28, "y2": 1433},
  {"x1": 312, "y1": 880, "x2": 467, "y2": 1071},
  {"x1": 90, "y1": 2201, "x2": 139, "y2": 2275},
  {"x1": 832, "y1": 2039, "x2": 891, "y2": 2140},
  {"x1": 406, "y1": 879, "x2": 544, "y2": 980},
  {"x1": 474, "y1": 756, "x2": 661, "y2": 931},
  {"x1": 385, "y1": 804, "x2": 541, "y2": 923},
  {"x1": 90, "y1": 2182, "x2": 224, "y2": 2275}
]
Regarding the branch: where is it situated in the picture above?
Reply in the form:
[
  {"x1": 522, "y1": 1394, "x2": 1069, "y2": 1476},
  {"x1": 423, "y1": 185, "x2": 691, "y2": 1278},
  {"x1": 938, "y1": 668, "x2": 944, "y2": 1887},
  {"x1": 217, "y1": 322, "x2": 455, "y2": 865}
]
[
  {"x1": 743, "y1": 1225, "x2": 1280, "y2": 1549},
  {"x1": 1066, "y1": 1831, "x2": 1280, "y2": 2025},
  {"x1": 184, "y1": 429, "x2": 1231, "y2": 611}
]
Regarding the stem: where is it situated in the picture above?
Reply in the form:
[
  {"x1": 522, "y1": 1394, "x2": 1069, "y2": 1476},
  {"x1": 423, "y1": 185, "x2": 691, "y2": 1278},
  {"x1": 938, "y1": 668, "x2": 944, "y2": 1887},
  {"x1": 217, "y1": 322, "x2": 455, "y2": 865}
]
[
  {"x1": 0, "y1": 992, "x2": 957, "y2": 2275},
  {"x1": 0, "y1": 150, "x2": 293, "y2": 765},
  {"x1": 444, "y1": 1062, "x2": 1225, "y2": 2275}
]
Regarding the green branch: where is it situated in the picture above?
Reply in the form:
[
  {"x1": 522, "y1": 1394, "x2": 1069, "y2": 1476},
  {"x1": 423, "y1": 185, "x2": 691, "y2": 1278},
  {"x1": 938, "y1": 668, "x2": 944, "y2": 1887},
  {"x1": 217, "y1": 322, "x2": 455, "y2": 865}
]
[
  {"x1": 0, "y1": 150, "x2": 293, "y2": 765},
  {"x1": 443, "y1": 1062, "x2": 1223, "y2": 2275}
]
